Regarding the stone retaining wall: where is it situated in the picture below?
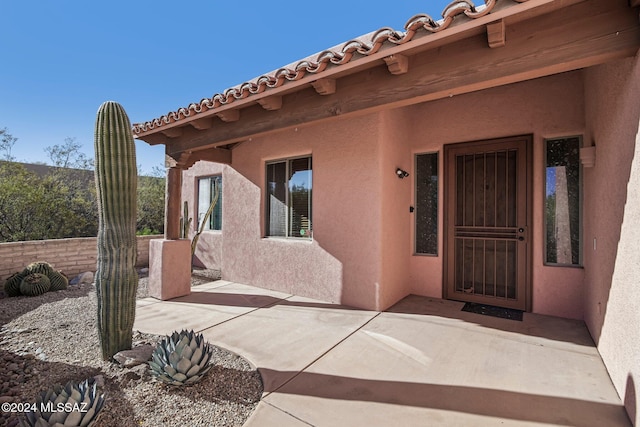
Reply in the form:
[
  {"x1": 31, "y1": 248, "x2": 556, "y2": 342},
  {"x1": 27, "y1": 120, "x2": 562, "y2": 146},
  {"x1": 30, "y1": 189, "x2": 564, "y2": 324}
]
[{"x1": 0, "y1": 235, "x2": 163, "y2": 282}]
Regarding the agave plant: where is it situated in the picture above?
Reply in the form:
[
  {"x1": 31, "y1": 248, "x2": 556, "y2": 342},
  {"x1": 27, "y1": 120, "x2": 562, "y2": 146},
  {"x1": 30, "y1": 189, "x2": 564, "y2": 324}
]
[
  {"x1": 19, "y1": 273, "x2": 51, "y2": 297},
  {"x1": 149, "y1": 330, "x2": 214, "y2": 385},
  {"x1": 21, "y1": 378, "x2": 104, "y2": 427}
]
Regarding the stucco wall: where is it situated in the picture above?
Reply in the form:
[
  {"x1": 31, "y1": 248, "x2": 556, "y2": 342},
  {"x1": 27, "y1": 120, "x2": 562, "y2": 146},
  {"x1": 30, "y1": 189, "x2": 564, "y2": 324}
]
[
  {"x1": 219, "y1": 114, "x2": 383, "y2": 308},
  {"x1": 399, "y1": 71, "x2": 586, "y2": 319},
  {"x1": 584, "y1": 54, "x2": 640, "y2": 424},
  {"x1": 184, "y1": 71, "x2": 590, "y2": 316},
  {"x1": 0, "y1": 235, "x2": 161, "y2": 282},
  {"x1": 378, "y1": 109, "x2": 413, "y2": 309},
  {"x1": 181, "y1": 161, "x2": 225, "y2": 270}
]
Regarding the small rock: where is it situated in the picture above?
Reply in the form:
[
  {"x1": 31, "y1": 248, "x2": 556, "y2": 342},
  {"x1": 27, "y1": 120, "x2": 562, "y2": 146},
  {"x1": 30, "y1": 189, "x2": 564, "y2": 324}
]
[
  {"x1": 0, "y1": 396, "x2": 14, "y2": 404},
  {"x1": 77, "y1": 271, "x2": 94, "y2": 285},
  {"x1": 93, "y1": 375, "x2": 104, "y2": 387},
  {"x1": 113, "y1": 344, "x2": 154, "y2": 368},
  {"x1": 139, "y1": 268, "x2": 149, "y2": 274},
  {"x1": 122, "y1": 371, "x2": 141, "y2": 383}
]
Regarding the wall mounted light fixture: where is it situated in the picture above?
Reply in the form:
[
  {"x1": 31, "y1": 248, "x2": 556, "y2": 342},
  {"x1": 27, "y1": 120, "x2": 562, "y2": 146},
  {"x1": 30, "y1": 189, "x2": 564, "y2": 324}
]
[{"x1": 396, "y1": 168, "x2": 409, "y2": 179}]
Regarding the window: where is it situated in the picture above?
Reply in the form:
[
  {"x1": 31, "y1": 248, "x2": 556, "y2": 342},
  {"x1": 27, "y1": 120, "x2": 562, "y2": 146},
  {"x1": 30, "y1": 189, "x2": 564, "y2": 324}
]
[
  {"x1": 266, "y1": 156, "x2": 312, "y2": 238},
  {"x1": 197, "y1": 175, "x2": 222, "y2": 231},
  {"x1": 415, "y1": 153, "x2": 439, "y2": 255},
  {"x1": 544, "y1": 137, "x2": 581, "y2": 265}
]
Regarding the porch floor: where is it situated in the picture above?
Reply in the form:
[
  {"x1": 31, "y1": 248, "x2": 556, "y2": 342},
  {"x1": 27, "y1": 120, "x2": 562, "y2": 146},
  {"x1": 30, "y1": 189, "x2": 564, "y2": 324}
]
[{"x1": 134, "y1": 281, "x2": 630, "y2": 426}]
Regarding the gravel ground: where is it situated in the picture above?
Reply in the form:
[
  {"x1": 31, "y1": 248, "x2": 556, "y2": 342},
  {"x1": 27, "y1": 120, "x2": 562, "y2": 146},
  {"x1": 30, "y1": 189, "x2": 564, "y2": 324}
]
[{"x1": 0, "y1": 270, "x2": 262, "y2": 427}]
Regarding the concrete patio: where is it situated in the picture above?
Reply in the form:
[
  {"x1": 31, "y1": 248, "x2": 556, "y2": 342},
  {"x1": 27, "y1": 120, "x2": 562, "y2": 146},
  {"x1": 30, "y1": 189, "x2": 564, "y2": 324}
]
[{"x1": 134, "y1": 280, "x2": 631, "y2": 426}]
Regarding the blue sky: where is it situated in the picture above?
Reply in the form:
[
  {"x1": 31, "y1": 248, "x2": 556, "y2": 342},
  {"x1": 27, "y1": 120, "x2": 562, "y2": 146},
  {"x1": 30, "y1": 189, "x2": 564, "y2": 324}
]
[{"x1": 1, "y1": 1, "x2": 450, "y2": 174}]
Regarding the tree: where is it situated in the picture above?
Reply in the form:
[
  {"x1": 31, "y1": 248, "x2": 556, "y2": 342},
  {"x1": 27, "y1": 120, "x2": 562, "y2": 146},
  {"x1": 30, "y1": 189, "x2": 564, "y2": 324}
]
[
  {"x1": 42, "y1": 138, "x2": 98, "y2": 237},
  {"x1": 137, "y1": 166, "x2": 165, "y2": 234},
  {"x1": 0, "y1": 127, "x2": 17, "y2": 161},
  {"x1": 0, "y1": 162, "x2": 81, "y2": 242},
  {"x1": 45, "y1": 137, "x2": 94, "y2": 169}
]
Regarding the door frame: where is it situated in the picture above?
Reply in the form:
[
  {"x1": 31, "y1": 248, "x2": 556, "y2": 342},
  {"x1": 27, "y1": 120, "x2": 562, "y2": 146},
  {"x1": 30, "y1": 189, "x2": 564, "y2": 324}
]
[{"x1": 442, "y1": 135, "x2": 533, "y2": 312}]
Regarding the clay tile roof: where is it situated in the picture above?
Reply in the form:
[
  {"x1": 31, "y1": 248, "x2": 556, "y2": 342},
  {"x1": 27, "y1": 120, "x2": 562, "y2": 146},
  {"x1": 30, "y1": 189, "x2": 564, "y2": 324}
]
[{"x1": 132, "y1": 0, "x2": 529, "y2": 135}]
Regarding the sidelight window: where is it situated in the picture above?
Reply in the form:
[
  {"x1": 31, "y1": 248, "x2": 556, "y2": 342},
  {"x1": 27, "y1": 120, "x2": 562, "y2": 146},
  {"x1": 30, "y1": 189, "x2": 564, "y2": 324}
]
[
  {"x1": 415, "y1": 152, "x2": 439, "y2": 255},
  {"x1": 544, "y1": 136, "x2": 581, "y2": 266}
]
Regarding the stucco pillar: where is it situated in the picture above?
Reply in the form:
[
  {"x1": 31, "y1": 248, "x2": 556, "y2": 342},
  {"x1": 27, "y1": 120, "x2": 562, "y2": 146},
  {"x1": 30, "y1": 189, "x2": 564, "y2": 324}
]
[{"x1": 148, "y1": 165, "x2": 190, "y2": 300}]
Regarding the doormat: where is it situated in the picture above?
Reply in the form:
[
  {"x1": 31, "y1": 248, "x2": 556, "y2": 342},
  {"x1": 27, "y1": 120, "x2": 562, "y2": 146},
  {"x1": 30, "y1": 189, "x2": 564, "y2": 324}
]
[{"x1": 461, "y1": 302, "x2": 523, "y2": 321}]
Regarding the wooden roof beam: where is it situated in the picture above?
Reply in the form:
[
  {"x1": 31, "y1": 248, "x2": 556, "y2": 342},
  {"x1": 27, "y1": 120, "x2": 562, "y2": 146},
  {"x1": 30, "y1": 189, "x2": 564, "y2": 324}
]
[
  {"x1": 190, "y1": 117, "x2": 215, "y2": 130},
  {"x1": 312, "y1": 78, "x2": 336, "y2": 95},
  {"x1": 257, "y1": 96, "x2": 282, "y2": 111},
  {"x1": 166, "y1": 147, "x2": 232, "y2": 169},
  {"x1": 136, "y1": 133, "x2": 169, "y2": 146},
  {"x1": 383, "y1": 54, "x2": 409, "y2": 75},
  {"x1": 160, "y1": 127, "x2": 183, "y2": 138},
  {"x1": 487, "y1": 19, "x2": 506, "y2": 48},
  {"x1": 216, "y1": 109, "x2": 240, "y2": 122}
]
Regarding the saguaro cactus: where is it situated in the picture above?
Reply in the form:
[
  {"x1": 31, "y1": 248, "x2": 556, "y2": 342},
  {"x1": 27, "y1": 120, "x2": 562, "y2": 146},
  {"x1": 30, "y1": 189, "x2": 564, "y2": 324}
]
[{"x1": 94, "y1": 101, "x2": 138, "y2": 361}]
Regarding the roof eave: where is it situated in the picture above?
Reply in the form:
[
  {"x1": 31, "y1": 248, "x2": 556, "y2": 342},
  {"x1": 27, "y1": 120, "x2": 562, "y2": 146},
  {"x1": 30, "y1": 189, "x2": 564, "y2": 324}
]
[{"x1": 133, "y1": 0, "x2": 567, "y2": 140}]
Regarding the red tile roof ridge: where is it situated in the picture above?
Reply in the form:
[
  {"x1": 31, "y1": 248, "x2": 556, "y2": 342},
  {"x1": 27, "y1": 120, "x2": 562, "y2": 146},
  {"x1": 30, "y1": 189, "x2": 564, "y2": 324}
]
[{"x1": 132, "y1": 0, "x2": 528, "y2": 135}]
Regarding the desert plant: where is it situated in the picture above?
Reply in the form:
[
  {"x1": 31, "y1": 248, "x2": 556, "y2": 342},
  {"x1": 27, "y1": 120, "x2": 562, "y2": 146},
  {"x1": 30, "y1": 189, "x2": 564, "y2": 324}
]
[
  {"x1": 149, "y1": 329, "x2": 214, "y2": 386},
  {"x1": 25, "y1": 261, "x2": 54, "y2": 277},
  {"x1": 21, "y1": 378, "x2": 104, "y2": 427},
  {"x1": 48, "y1": 270, "x2": 69, "y2": 291},
  {"x1": 191, "y1": 184, "x2": 220, "y2": 260},
  {"x1": 4, "y1": 271, "x2": 25, "y2": 297},
  {"x1": 94, "y1": 101, "x2": 138, "y2": 361},
  {"x1": 179, "y1": 201, "x2": 192, "y2": 239},
  {"x1": 19, "y1": 273, "x2": 51, "y2": 296}
]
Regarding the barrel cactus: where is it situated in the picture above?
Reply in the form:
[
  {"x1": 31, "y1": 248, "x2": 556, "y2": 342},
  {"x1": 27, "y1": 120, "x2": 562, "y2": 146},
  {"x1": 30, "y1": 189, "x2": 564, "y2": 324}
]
[
  {"x1": 4, "y1": 271, "x2": 25, "y2": 297},
  {"x1": 21, "y1": 378, "x2": 104, "y2": 427},
  {"x1": 94, "y1": 101, "x2": 138, "y2": 361},
  {"x1": 48, "y1": 270, "x2": 69, "y2": 291},
  {"x1": 20, "y1": 273, "x2": 51, "y2": 297},
  {"x1": 149, "y1": 330, "x2": 214, "y2": 385},
  {"x1": 25, "y1": 261, "x2": 54, "y2": 277}
]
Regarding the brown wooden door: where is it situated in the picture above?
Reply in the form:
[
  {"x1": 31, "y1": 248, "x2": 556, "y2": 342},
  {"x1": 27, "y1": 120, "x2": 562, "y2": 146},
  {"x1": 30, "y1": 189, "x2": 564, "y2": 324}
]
[{"x1": 444, "y1": 136, "x2": 531, "y2": 311}]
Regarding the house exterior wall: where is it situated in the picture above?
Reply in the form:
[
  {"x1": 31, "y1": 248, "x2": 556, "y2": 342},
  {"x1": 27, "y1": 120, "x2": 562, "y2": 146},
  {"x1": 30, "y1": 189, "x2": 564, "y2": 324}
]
[
  {"x1": 181, "y1": 161, "x2": 225, "y2": 269},
  {"x1": 584, "y1": 54, "x2": 640, "y2": 424},
  {"x1": 186, "y1": 71, "x2": 590, "y2": 316},
  {"x1": 391, "y1": 71, "x2": 586, "y2": 319},
  {"x1": 208, "y1": 114, "x2": 383, "y2": 308}
]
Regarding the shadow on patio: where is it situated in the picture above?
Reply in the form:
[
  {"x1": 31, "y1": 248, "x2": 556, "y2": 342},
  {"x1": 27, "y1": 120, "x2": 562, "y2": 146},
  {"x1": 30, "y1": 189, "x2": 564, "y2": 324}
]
[
  {"x1": 135, "y1": 282, "x2": 631, "y2": 426},
  {"x1": 259, "y1": 368, "x2": 630, "y2": 426}
]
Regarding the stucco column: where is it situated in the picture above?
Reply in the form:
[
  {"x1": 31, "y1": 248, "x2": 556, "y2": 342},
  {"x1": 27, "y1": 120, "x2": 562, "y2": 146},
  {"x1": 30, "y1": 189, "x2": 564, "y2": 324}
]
[
  {"x1": 148, "y1": 165, "x2": 191, "y2": 300},
  {"x1": 165, "y1": 166, "x2": 182, "y2": 240}
]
